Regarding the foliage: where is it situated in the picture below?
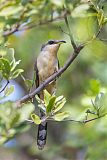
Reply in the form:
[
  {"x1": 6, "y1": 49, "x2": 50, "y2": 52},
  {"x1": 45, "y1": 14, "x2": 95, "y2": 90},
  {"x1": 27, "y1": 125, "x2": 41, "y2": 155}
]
[
  {"x1": 0, "y1": 0, "x2": 107, "y2": 159},
  {"x1": 0, "y1": 101, "x2": 34, "y2": 145},
  {"x1": 31, "y1": 90, "x2": 69, "y2": 124}
]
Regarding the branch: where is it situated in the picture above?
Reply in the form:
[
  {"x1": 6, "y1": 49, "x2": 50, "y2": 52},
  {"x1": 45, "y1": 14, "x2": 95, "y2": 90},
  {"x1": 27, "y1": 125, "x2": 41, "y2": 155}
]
[
  {"x1": 64, "y1": 16, "x2": 77, "y2": 50},
  {"x1": 2, "y1": 24, "x2": 20, "y2": 37},
  {"x1": 2, "y1": 11, "x2": 69, "y2": 37},
  {"x1": 25, "y1": 113, "x2": 107, "y2": 125},
  {"x1": 0, "y1": 80, "x2": 9, "y2": 93},
  {"x1": 16, "y1": 44, "x2": 84, "y2": 106},
  {"x1": 48, "y1": 113, "x2": 107, "y2": 124},
  {"x1": 82, "y1": 113, "x2": 107, "y2": 123}
]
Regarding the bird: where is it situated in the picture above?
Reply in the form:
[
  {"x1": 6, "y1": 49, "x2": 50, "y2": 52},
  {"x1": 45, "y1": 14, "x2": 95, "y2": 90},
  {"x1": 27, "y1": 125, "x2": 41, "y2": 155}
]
[{"x1": 34, "y1": 39, "x2": 66, "y2": 150}]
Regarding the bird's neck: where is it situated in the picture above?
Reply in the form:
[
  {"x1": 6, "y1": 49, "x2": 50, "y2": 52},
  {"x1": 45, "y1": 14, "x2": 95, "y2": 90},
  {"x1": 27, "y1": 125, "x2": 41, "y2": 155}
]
[{"x1": 42, "y1": 45, "x2": 60, "y2": 57}]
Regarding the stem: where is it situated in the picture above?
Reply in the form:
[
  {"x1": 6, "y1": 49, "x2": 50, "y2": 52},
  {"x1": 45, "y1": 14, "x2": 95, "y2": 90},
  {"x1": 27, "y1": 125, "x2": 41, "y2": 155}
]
[{"x1": 0, "y1": 80, "x2": 9, "y2": 93}]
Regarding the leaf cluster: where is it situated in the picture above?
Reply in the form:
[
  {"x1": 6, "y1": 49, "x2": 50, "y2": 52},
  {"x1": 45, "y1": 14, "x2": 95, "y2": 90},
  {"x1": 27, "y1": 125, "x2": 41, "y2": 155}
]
[
  {"x1": 0, "y1": 101, "x2": 34, "y2": 145},
  {"x1": 31, "y1": 90, "x2": 71, "y2": 124}
]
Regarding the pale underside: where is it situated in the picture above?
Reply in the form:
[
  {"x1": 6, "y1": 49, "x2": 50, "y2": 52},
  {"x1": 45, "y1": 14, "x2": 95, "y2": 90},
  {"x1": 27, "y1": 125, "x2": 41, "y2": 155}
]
[{"x1": 37, "y1": 50, "x2": 59, "y2": 99}]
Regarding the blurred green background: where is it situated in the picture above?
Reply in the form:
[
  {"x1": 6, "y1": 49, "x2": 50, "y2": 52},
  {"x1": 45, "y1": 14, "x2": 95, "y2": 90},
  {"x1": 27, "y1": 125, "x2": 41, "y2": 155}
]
[{"x1": 0, "y1": 0, "x2": 107, "y2": 160}]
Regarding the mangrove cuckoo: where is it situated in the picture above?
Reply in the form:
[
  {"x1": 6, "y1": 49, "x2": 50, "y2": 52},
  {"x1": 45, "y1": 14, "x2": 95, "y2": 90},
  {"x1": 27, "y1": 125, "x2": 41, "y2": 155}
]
[{"x1": 35, "y1": 39, "x2": 66, "y2": 149}]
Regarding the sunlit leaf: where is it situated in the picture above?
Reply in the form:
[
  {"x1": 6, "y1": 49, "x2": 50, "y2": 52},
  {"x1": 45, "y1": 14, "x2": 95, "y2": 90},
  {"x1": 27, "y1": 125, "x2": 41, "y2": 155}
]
[
  {"x1": 38, "y1": 103, "x2": 46, "y2": 112},
  {"x1": 54, "y1": 97, "x2": 66, "y2": 113},
  {"x1": 44, "y1": 90, "x2": 51, "y2": 106},
  {"x1": 0, "y1": 48, "x2": 7, "y2": 56},
  {"x1": 0, "y1": 6, "x2": 23, "y2": 17},
  {"x1": 46, "y1": 96, "x2": 56, "y2": 113},
  {"x1": 72, "y1": 4, "x2": 97, "y2": 18},
  {"x1": 55, "y1": 95, "x2": 64, "y2": 103},
  {"x1": 0, "y1": 137, "x2": 7, "y2": 145},
  {"x1": 19, "y1": 103, "x2": 35, "y2": 122},
  {"x1": 31, "y1": 113, "x2": 41, "y2": 125},
  {"x1": 0, "y1": 58, "x2": 11, "y2": 79},
  {"x1": 89, "y1": 79, "x2": 101, "y2": 95},
  {"x1": 35, "y1": 95, "x2": 42, "y2": 103},
  {"x1": 11, "y1": 69, "x2": 24, "y2": 79},
  {"x1": 97, "y1": 9, "x2": 105, "y2": 26},
  {"x1": 11, "y1": 60, "x2": 21, "y2": 72},
  {"x1": 4, "y1": 85, "x2": 14, "y2": 96},
  {"x1": 50, "y1": 0, "x2": 64, "y2": 7},
  {"x1": 94, "y1": 92, "x2": 104, "y2": 109},
  {"x1": 9, "y1": 113, "x2": 20, "y2": 128}
]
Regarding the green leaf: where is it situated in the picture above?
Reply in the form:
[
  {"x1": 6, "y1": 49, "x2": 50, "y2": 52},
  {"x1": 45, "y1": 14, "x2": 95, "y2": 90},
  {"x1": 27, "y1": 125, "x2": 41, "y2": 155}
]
[
  {"x1": 46, "y1": 96, "x2": 56, "y2": 113},
  {"x1": 0, "y1": 48, "x2": 7, "y2": 56},
  {"x1": 50, "y1": 0, "x2": 64, "y2": 7},
  {"x1": 55, "y1": 95, "x2": 64, "y2": 103},
  {"x1": 44, "y1": 90, "x2": 51, "y2": 106},
  {"x1": 19, "y1": 103, "x2": 35, "y2": 122},
  {"x1": 0, "y1": 6, "x2": 23, "y2": 17},
  {"x1": 35, "y1": 95, "x2": 42, "y2": 103},
  {"x1": 103, "y1": 18, "x2": 107, "y2": 24},
  {"x1": 89, "y1": 79, "x2": 101, "y2": 95},
  {"x1": 10, "y1": 48, "x2": 21, "y2": 72},
  {"x1": 11, "y1": 60, "x2": 21, "y2": 72},
  {"x1": 94, "y1": 92, "x2": 104, "y2": 109},
  {"x1": 11, "y1": 69, "x2": 24, "y2": 79},
  {"x1": 97, "y1": 9, "x2": 105, "y2": 26},
  {"x1": 72, "y1": 4, "x2": 96, "y2": 18},
  {"x1": 31, "y1": 114, "x2": 41, "y2": 125},
  {"x1": 0, "y1": 58, "x2": 11, "y2": 79},
  {"x1": 53, "y1": 112, "x2": 70, "y2": 121},
  {"x1": 54, "y1": 97, "x2": 66, "y2": 113},
  {"x1": 4, "y1": 85, "x2": 14, "y2": 96},
  {"x1": 0, "y1": 137, "x2": 7, "y2": 145},
  {"x1": 9, "y1": 113, "x2": 20, "y2": 128},
  {"x1": 38, "y1": 104, "x2": 46, "y2": 112}
]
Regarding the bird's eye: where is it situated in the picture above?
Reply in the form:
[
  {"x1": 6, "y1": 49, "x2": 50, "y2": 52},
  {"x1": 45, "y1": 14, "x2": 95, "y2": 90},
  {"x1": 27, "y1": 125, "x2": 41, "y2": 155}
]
[{"x1": 48, "y1": 40, "x2": 55, "y2": 45}]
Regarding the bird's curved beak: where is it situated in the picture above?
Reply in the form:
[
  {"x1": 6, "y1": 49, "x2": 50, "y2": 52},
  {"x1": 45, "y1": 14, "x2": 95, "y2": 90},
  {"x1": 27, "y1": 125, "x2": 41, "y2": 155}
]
[{"x1": 55, "y1": 40, "x2": 66, "y2": 44}]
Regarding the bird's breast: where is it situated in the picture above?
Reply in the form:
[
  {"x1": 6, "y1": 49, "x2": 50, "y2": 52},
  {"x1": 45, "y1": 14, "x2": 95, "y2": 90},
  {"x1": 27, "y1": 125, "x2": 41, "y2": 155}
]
[{"x1": 37, "y1": 52, "x2": 58, "y2": 82}]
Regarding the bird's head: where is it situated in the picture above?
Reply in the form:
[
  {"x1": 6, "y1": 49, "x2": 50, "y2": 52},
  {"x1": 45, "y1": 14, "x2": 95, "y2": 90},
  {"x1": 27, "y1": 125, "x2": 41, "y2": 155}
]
[{"x1": 41, "y1": 40, "x2": 66, "y2": 53}]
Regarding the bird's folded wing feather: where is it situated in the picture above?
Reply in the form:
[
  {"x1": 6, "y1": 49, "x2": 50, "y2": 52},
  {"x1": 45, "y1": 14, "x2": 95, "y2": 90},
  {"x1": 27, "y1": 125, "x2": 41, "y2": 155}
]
[{"x1": 34, "y1": 59, "x2": 39, "y2": 88}]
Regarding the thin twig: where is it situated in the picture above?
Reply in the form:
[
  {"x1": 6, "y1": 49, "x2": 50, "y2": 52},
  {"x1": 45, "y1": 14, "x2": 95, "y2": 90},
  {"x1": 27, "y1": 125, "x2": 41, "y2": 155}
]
[
  {"x1": 0, "y1": 80, "x2": 9, "y2": 93},
  {"x1": 3, "y1": 24, "x2": 20, "y2": 37},
  {"x1": 2, "y1": 11, "x2": 69, "y2": 37},
  {"x1": 25, "y1": 113, "x2": 107, "y2": 125},
  {"x1": 82, "y1": 114, "x2": 106, "y2": 123},
  {"x1": 64, "y1": 16, "x2": 77, "y2": 50},
  {"x1": 59, "y1": 26, "x2": 69, "y2": 36}
]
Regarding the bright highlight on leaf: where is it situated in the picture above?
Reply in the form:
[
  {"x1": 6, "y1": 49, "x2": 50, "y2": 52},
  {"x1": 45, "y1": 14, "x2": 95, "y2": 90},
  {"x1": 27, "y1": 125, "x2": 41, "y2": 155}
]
[
  {"x1": 44, "y1": 90, "x2": 51, "y2": 106},
  {"x1": 34, "y1": 90, "x2": 68, "y2": 123},
  {"x1": 4, "y1": 85, "x2": 14, "y2": 96},
  {"x1": 31, "y1": 113, "x2": 41, "y2": 125},
  {"x1": 46, "y1": 96, "x2": 56, "y2": 113}
]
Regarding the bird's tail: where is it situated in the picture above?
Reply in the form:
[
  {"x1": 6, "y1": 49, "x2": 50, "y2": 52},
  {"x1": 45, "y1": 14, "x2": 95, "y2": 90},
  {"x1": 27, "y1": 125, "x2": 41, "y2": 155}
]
[{"x1": 37, "y1": 111, "x2": 47, "y2": 150}]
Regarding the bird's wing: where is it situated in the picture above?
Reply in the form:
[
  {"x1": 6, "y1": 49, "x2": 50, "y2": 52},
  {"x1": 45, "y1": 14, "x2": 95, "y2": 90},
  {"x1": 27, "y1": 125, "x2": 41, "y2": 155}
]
[
  {"x1": 35, "y1": 59, "x2": 47, "y2": 150},
  {"x1": 34, "y1": 59, "x2": 39, "y2": 88},
  {"x1": 58, "y1": 59, "x2": 60, "y2": 70}
]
